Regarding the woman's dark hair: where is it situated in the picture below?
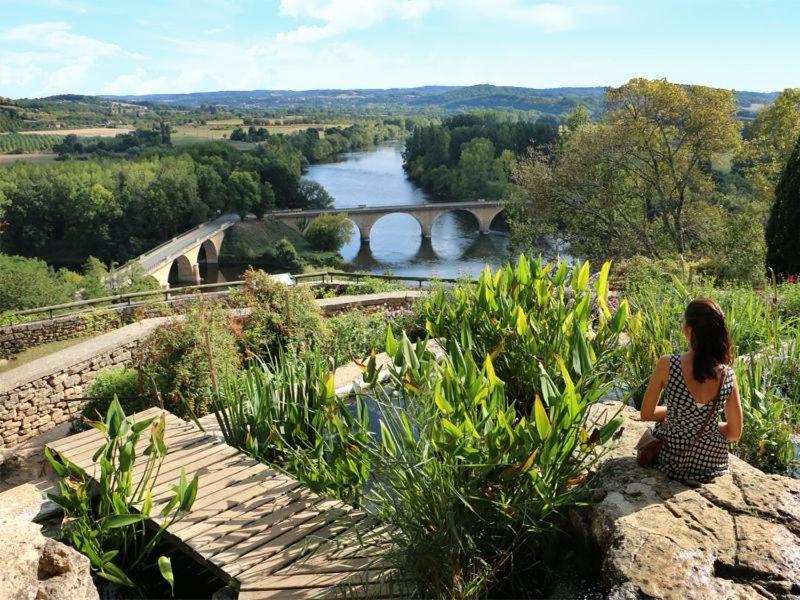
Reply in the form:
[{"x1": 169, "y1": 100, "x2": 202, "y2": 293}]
[{"x1": 684, "y1": 298, "x2": 732, "y2": 382}]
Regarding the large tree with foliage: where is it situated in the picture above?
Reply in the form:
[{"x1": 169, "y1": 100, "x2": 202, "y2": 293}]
[
  {"x1": 745, "y1": 88, "x2": 800, "y2": 206},
  {"x1": 766, "y1": 135, "x2": 800, "y2": 276},
  {"x1": 304, "y1": 213, "x2": 353, "y2": 251},
  {"x1": 509, "y1": 78, "x2": 742, "y2": 260}
]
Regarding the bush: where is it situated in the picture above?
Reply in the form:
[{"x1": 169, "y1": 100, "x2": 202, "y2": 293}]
[
  {"x1": 46, "y1": 399, "x2": 198, "y2": 591},
  {"x1": 419, "y1": 256, "x2": 629, "y2": 409},
  {"x1": 360, "y1": 334, "x2": 623, "y2": 598},
  {"x1": 322, "y1": 307, "x2": 417, "y2": 367},
  {"x1": 210, "y1": 350, "x2": 370, "y2": 505},
  {"x1": 230, "y1": 267, "x2": 326, "y2": 359},
  {"x1": 82, "y1": 367, "x2": 146, "y2": 423},
  {"x1": 0, "y1": 254, "x2": 71, "y2": 312},
  {"x1": 133, "y1": 305, "x2": 240, "y2": 418},
  {"x1": 343, "y1": 275, "x2": 406, "y2": 295},
  {"x1": 304, "y1": 213, "x2": 353, "y2": 251},
  {"x1": 272, "y1": 237, "x2": 305, "y2": 272}
]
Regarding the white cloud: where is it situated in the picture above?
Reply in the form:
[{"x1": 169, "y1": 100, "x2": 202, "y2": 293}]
[
  {"x1": 277, "y1": 0, "x2": 434, "y2": 43},
  {"x1": 0, "y1": 22, "x2": 147, "y2": 95},
  {"x1": 2, "y1": 22, "x2": 146, "y2": 59},
  {"x1": 276, "y1": 0, "x2": 607, "y2": 43},
  {"x1": 205, "y1": 24, "x2": 233, "y2": 35}
]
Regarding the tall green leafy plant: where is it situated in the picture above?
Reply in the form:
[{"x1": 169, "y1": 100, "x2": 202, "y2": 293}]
[
  {"x1": 419, "y1": 255, "x2": 629, "y2": 409},
  {"x1": 359, "y1": 332, "x2": 623, "y2": 599},
  {"x1": 209, "y1": 351, "x2": 371, "y2": 505},
  {"x1": 46, "y1": 398, "x2": 198, "y2": 590}
]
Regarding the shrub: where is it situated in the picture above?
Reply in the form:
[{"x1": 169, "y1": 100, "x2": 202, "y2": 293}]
[
  {"x1": 733, "y1": 347, "x2": 800, "y2": 473},
  {"x1": 273, "y1": 237, "x2": 305, "y2": 272},
  {"x1": 209, "y1": 350, "x2": 371, "y2": 505},
  {"x1": 343, "y1": 275, "x2": 406, "y2": 295},
  {"x1": 230, "y1": 267, "x2": 326, "y2": 358},
  {"x1": 322, "y1": 307, "x2": 417, "y2": 366},
  {"x1": 304, "y1": 213, "x2": 354, "y2": 251},
  {"x1": 133, "y1": 305, "x2": 240, "y2": 418},
  {"x1": 82, "y1": 367, "x2": 146, "y2": 423},
  {"x1": 46, "y1": 398, "x2": 198, "y2": 591},
  {"x1": 419, "y1": 255, "x2": 629, "y2": 409},
  {"x1": 360, "y1": 333, "x2": 623, "y2": 598}
]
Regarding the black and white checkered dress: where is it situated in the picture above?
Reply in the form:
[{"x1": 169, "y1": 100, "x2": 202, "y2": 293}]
[{"x1": 653, "y1": 354, "x2": 732, "y2": 482}]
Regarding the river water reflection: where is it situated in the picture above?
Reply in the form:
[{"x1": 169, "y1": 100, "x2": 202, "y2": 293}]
[{"x1": 304, "y1": 141, "x2": 510, "y2": 279}]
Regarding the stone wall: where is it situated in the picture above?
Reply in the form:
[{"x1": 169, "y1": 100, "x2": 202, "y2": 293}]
[
  {"x1": 0, "y1": 291, "x2": 423, "y2": 449},
  {"x1": 0, "y1": 342, "x2": 139, "y2": 447},
  {"x1": 0, "y1": 292, "x2": 234, "y2": 361},
  {"x1": 0, "y1": 312, "x2": 121, "y2": 361},
  {"x1": 0, "y1": 318, "x2": 167, "y2": 448}
]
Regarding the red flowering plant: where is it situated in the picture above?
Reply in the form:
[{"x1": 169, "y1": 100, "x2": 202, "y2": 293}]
[
  {"x1": 230, "y1": 267, "x2": 328, "y2": 360},
  {"x1": 133, "y1": 304, "x2": 241, "y2": 418}
]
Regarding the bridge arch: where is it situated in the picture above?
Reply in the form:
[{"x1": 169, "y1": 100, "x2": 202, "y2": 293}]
[
  {"x1": 368, "y1": 212, "x2": 428, "y2": 241},
  {"x1": 487, "y1": 208, "x2": 508, "y2": 232},
  {"x1": 431, "y1": 208, "x2": 482, "y2": 234},
  {"x1": 197, "y1": 239, "x2": 219, "y2": 265},
  {"x1": 168, "y1": 254, "x2": 196, "y2": 285}
]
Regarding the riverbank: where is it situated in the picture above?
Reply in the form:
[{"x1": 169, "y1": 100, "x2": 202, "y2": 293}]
[{"x1": 217, "y1": 219, "x2": 343, "y2": 271}]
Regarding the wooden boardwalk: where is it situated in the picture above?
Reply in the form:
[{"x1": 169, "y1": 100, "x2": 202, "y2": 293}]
[{"x1": 46, "y1": 408, "x2": 404, "y2": 598}]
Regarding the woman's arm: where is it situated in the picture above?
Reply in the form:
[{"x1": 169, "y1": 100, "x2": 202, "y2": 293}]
[
  {"x1": 640, "y1": 355, "x2": 670, "y2": 422},
  {"x1": 719, "y1": 373, "x2": 743, "y2": 441}
]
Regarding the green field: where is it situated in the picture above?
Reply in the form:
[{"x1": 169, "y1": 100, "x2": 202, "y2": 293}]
[{"x1": 0, "y1": 133, "x2": 64, "y2": 153}]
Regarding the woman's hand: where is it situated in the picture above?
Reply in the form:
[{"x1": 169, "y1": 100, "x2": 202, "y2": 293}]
[{"x1": 640, "y1": 355, "x2": 670, "y2": 422}]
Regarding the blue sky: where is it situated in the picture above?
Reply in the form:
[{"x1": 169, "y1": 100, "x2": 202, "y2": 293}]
[{"x1": 1, "y1": 0, "x2": 798, "y2": 98}]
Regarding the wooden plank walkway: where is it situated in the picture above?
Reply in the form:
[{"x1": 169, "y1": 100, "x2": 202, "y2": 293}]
[{"x1": 46, "y1": 408, "x2": 405, "y2": 598}]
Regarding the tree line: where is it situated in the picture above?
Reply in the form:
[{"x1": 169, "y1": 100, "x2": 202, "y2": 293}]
[
  {"x1": 507, "y1": 78, "x2": 800, "y2": 283},
  {"x1": 402, "y1": 112, "x2": 558, "y2": 199},
  {"x1": 0, "y1": 138, "x2": 314, "y2": 266}
]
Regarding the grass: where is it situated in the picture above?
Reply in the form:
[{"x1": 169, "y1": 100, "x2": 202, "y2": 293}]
[
  {"x1": 170, "y1": 122, "x2": 346, "y2": 146},
  {"x1": 220, "y1": 219, "x2": 311, "y2": 259}
]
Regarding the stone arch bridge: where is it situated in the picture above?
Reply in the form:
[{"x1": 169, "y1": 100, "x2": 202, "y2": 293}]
[
  {"x1": 271, "y1": 200, "x2": 505, "y2": 243},
  {"x1": 118, "y1": 201, "x2": 505, "y2": 287}
]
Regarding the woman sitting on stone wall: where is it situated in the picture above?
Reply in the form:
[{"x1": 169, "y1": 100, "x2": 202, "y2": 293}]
[{"x1": 638, "y1": 298, "x2": 744, "y2": 483}]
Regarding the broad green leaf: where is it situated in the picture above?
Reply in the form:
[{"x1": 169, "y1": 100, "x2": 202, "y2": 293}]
[
  {"x1": 158, "y1": 556, "x2": 175, "y2": 595},
  {"x1": 533, "y1": 396, "x2": 552, "y2": 440},
  {"x1": 103, "y1": 514, "x2": 145, "y2": 529},
  {"x1": 595, "y1": 261, "x2": 612, "y2": 318}
]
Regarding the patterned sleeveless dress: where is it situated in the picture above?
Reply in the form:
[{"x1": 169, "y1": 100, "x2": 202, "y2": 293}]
[{"x1": 653, "y1": 355, "x2": 732, "y2": 482}]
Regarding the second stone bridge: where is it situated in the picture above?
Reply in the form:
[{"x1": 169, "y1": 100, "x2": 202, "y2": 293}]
[{"x1": 270, "y1": 200, "x2": 505, "y2": 243}]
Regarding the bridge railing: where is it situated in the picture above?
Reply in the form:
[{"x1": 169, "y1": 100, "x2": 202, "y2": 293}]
[{"x1": 2, "y1": 271, "x2": 461, "y2": 325}]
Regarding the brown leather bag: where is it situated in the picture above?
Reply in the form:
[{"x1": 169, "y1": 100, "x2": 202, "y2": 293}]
[
  {"x1": 635, "y1": 428, "x2": 663, "y2": 467},
  {"x1": 636, "y1": 368, "x2": 726, "y2": 468}
]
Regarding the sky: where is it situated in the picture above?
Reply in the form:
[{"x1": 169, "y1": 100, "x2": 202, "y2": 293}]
[{"x1": 0, "y1": 0, "x2": 798, "y2": 98}]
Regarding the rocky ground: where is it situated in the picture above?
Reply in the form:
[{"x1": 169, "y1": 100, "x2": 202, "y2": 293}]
[{"x1": 582, "y1": 402, "x2": 800, "y2": 599}]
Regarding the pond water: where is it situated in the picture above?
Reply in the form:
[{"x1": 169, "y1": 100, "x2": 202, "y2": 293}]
[{"x1": 303, "y1": 141, "x2": 510, "y2": 279}]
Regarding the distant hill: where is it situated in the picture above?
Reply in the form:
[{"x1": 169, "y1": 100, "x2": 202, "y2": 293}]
[
  {"x1": 103, "y1": 84, "x2": 780, "y2": 117},
  {"x1": 1, "y1": 85, "x2": 782, "y2": 134}
]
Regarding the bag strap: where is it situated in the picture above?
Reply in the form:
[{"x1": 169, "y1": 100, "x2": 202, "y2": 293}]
[{"x1": 689, "y1": 366, "x2": 727, "y2": 449}]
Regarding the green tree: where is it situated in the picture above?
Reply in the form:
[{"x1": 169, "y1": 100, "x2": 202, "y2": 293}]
[
  {"x1": 226, "y1": 171, "x2": 260, "y2": 221},
  {"x1": 304, "y1": 213, "x2": 353, "y2": 251},
  {"x1": 454, "y1": 137, "x2": 495, "y2": 198},
  {"x1": 297, "y1": 180, "x2": 334, "y2": 209},
  {"x1": 273, "y1": 238, "x2": 305, "y2": 272},
  {"x1": 253, "y1": 181, "x2": 275, "y2": 220},
  {"x1": 510, "y1": 78, "x2": 742, "y2": 260},
  {"x1": 745, "y1": 89, "x2": 800, "y2": 206},
  {"x1": 766, "y1": 135, "x2": 800, "y2": 276},
  {"x1": 0, "y1": 254, "x2": 70, "y2": 312}
]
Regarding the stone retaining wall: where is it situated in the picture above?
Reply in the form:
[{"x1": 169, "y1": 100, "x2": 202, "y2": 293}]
[
  {"x1": 0, "y1": 292, "x2": 234, "y2": 361},
  {"x1": 0, "y1": 291, "x2": 423, "y2": 448},
  {"x1": 0, "y1": 282, "x2": 390, "y2": 362}
]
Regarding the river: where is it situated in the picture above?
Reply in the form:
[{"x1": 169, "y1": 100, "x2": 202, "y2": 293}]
[{"x1": 303, "y1": 141, "x2": 509, "y2": 279}]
